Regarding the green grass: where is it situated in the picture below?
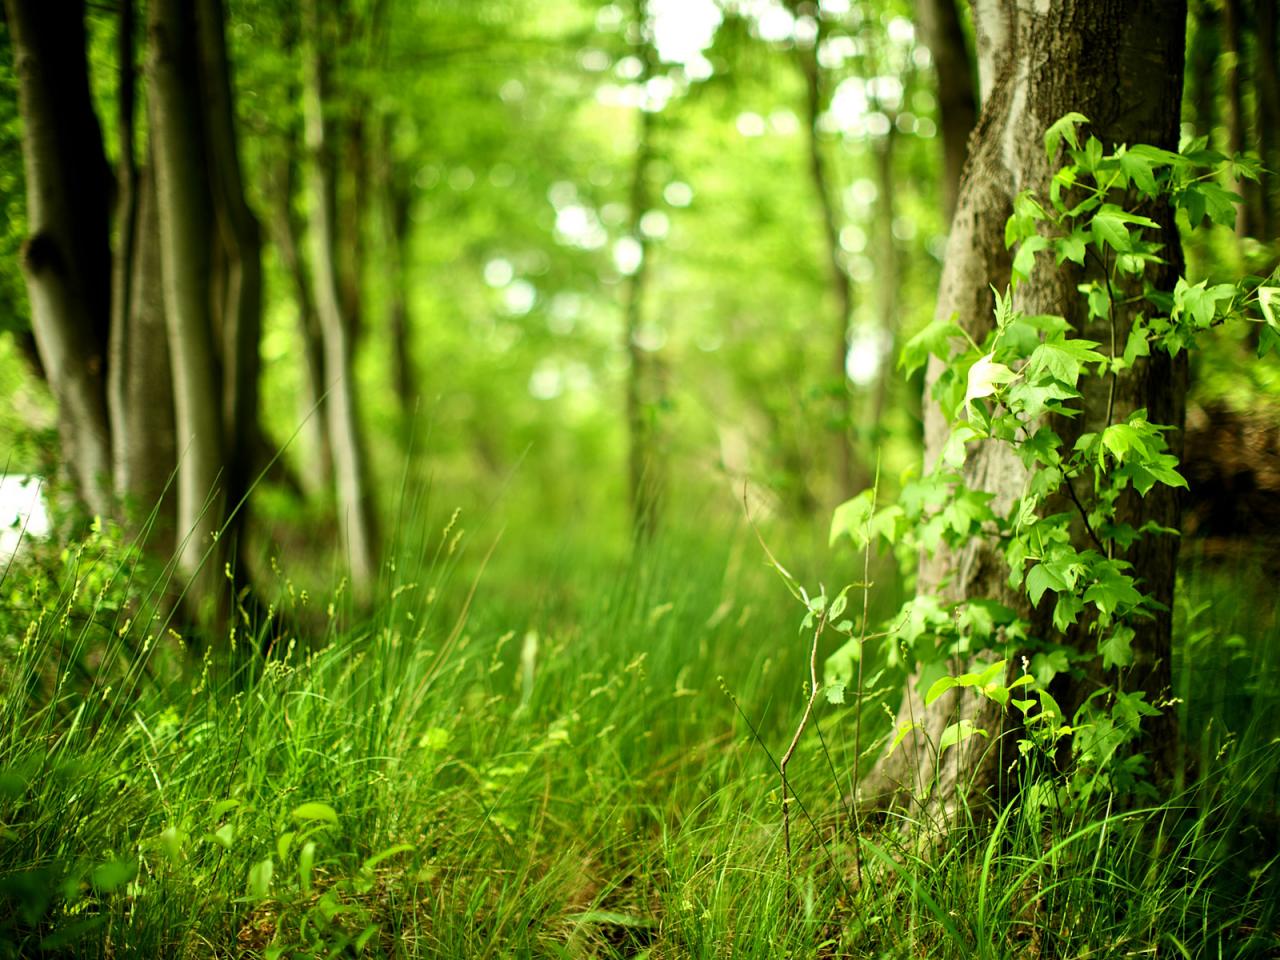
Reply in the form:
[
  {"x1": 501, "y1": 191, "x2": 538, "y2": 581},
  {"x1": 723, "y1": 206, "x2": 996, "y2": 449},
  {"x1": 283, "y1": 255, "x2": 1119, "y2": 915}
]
[{"x1": 1, "y1": 509, "x2": 1278, "y2": 958}]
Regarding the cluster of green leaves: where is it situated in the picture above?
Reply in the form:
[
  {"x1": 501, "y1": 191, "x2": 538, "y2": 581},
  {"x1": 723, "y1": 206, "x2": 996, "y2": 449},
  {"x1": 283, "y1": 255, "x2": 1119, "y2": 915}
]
[{"x1": 829, "y1": 116, "x2": 1276, "y2": 793}]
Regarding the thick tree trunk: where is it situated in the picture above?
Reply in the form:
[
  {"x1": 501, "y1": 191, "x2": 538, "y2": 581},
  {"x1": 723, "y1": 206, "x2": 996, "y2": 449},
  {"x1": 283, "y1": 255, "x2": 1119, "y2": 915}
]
[
  {"x1": 303, "y1": 0, "x2": 380, "y2": 595},
  {"x1": 6, "y1": 0, "x2": 114, "y2": 518},
  {"x1": 147, "y1": 0, "x2": 227, "y2": 603},
  {"x1": 915, "y1": 0, "x2": 978, "y2": 220},
  {"x1": 859, "y1": 0, "x2": 1187, "y2": 825}
]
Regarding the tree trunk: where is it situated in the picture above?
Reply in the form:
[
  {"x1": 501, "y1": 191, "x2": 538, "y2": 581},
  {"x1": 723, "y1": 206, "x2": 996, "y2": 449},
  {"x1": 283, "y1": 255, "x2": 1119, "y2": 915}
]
[
  {"x1": 1255, "y1": 0, "x2": 1279, "y2": 237},
  {"x1": 858, "y1": 0, "x2": 1188, "y2": 826},
  {"x1": 5, "y1": 0, "x2": 114, "y2": 518},
  {"x1": 1222, "y1": 0, "x2": 1263, "y2": 238},
  {"x1": 791, "y1": 9, "x2": 858, "y2": 498},
  {"x1": 914, "y1": 0, "x2": 978, "y2": 221},
  {"x1": 624, "y1": 0, "x2": 666, "y2": 544},
  {"x1": 268, "y1": 146, "x2": 335, "y2": 497},
  {"x1": 377, "y1": 113, "x2": 416, "y2": 426},
  {"x1": 195, "y1": 0, "x2": 264, "y2": 544},
  {"x1": 868, "y1": 129, "x2": 898, "y2": 442},
  {"x1": 147, "y1": 0, "x2": 227, "y2": 605},
  {"x1": 110, "y1": 163, "x2": 177, "y2": 553},
  {"x1": 303, "y1": 0, "x2": 380, "y2": 595}
]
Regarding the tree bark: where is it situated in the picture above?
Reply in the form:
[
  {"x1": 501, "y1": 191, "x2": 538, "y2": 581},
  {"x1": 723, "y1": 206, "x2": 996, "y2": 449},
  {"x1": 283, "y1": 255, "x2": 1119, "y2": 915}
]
[
  {"x1": 303, "y1": 0, "x2": 380, "y2": 595},
  {"x1": 859, "y1": 0, "x2": 1188, "y2": 826},
  {"x1": 914, "y1": 0, "x2": 978, "y2": 220},
  {"x1": 1222, "y1": 0, "x2": 1261, "y2": 238},
  {"x1": 147, "y1": 0, "x2": 227, "y2": 602},
  {"x1": 6, "y1": 0, "x2": 114, "y2": 518}
]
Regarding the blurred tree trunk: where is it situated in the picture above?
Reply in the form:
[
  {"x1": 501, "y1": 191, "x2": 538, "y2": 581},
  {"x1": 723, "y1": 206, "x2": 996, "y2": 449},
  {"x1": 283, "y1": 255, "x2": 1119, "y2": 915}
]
[
  {"x1": 147, "y1": 0, "x2": 227, "y2": 608},
  {"x1": 868, "y1": 128, "x2": 897, "y2": 443},
  {"x1": 1255, "y1": 0, "x2": 1279, "y2": 237},
  {"x1": 1184, "y1": 0, "x2": 1219, "y2": 140},
  {"x1": 376, "y1": 114, "x2": 417, "y2": 425},
  {"x1": 110, "y1": 161, "x2": 176, "y2": 553},
  {"x1": 195, "y1": 0, "x2": 264, "y2": 548},
  {"x1": 5, "y1": 0, "x2": 114, "y2": 518},
  {"x1": 857, "y1": 0, "x2": 1187, "y2": 827},
  {"x1": 106, "y1": 0, "x2": 178, "y2": 551},
  {"x1": 303, "y1": 0, "x2": 381, "y2": 595},
  {"x1": 914, "y1": 0, "x2": 977, "y2": 221},
  {"x1": 624, "y1": 0, "x2": 666, "y2": 543},
  {"x1": 269, "y1": 145, "x2": 335, "y2": 497},
  {"x1": 1222, "y1": 0, "x2": 1263, "y2": 237},
  {"x1": 789, "y1": 5, "x2": 858, "y2": 498}
]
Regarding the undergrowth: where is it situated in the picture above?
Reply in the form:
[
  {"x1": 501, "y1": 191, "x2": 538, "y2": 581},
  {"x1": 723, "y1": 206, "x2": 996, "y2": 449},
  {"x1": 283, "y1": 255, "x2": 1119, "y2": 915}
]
[{"x1": 0, "y1": 508, "x2": 1276, "y2": 958}]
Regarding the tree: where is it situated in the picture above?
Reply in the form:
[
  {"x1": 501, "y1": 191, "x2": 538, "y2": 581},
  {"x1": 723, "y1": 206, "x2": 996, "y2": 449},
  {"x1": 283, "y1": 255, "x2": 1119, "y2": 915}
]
[
  {"x1": 302, "y1": 0, "x2": 381, "y2": 597},
  {"x1": 5, "y1": 0, "x2": 114, "y2": 518},
  {"x1": 7, "y1": 0, "x2": 264, "y2": 627},
  {"x1": 857, "y1": 0, "x2": 1189, "y2": 824}
]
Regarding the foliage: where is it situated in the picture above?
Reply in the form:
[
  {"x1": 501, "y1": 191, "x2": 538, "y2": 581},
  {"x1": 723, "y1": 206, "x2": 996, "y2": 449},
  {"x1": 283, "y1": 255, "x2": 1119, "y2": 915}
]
[{"x1": 830, "y1": 115, "x2": 1278, "y2": 805}]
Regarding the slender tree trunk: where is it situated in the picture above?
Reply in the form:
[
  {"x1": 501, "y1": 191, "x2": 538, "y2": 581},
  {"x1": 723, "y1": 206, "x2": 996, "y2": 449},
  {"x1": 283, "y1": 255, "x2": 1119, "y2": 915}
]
[
  {"x1": 1255, "y1": 0, "x2": 1279, "y2": 237},
  {"x1": 1184, "y1": 0, "x2": 1219, "y2": 140},
  {"x1": 303, "y1": 0, "x2": 380, "y2": 595},
  {"x1": 5, "y1": 0, "x2": 114, "y2": 518},
  {"x1": 869, "y1": 129, "x2": 898, "y2": 442},
  {"x1": 377, "y1": 115, "x2": 417, "y2": 425},
  {"x1": 915, "y1": 0, "x2": 978, "y2": 221},
  {"x1": 859, "y1": 0, "x2": 1187, "y2": 825},
  {"x1": 1222, "y1": 0, "x2": 1262, "y2": 238},
  {"x1": 624, "y1": 0, "x2": 665, "y2": 543},
  {"x1": 791, "y1": 10, "x2": 857, "y2": 498},
  {"x1": 110, "y1": 163, "x2": 177, "y2": 553},
  {"x1": 195, "y1": 0, "x2": 264, "y2": 543},
  {"x1": 269, "y1": 147, "x2": 335, "y2": 496},
  {"x1": 147, "y1": 0, "x2": 227, "y2": 604}
]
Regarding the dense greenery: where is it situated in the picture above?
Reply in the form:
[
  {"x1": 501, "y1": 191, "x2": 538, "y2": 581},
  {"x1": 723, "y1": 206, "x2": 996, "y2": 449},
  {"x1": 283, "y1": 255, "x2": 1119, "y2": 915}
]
[{"x1": 2, "y1": 0, "x2": 1279, "y2": 957}]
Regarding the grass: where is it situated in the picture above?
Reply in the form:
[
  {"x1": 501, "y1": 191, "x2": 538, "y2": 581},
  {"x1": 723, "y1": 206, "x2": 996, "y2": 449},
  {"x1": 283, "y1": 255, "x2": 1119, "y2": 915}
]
[{"x1": 0, "y1": 503, "x2": 1278, "y2": 958}]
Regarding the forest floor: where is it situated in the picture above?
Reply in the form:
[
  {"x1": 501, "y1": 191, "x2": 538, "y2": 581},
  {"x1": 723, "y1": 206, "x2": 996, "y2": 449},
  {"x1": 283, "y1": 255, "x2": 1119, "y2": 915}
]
[{"x1": 1, "y1": 510, "x2": 1278, "y2": 958}]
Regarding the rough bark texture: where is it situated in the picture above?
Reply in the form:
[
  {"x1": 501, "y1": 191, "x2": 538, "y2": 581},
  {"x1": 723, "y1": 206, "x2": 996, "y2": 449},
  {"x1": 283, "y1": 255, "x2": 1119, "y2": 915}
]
[
  {"x1": 859, "y1": 0, "x2": 1188, "y2": 826},
  {"x1": 303, "y1": 0, "x2": 380, "y2": 595},
  {"x1": 147, "y1": 0, "x2": 227, "y2": 596},
  {"x1": 915, "y1": 0, "x2": 978, "y2": 220},
  {"x1": 6, "y1": 0, "x2": 114, "y2": 517}
]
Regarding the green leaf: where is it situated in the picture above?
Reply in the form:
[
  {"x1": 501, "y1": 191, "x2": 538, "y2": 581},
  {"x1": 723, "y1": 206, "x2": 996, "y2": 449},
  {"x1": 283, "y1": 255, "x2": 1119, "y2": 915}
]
[
  {"x1": 1056, "y1": 228, "x2": 1088, "y2": 266},
  {"x1": 299, "y1": 841, "x2": 316, "y2": 895},
  {"x1": 361, "y1": 843, "x2": 416, "y2": 873},
  {"x1": 901, "y1": 317, "x2": 964, "y2": 376},
  {"x1": 1091, "y1": 208, "x2": 1131, "y2": 252},
  {"x1": 1100, "y1": 624, "x2": 1135, "y2": 668},
  {"x1": 292, "y1": 801, "x2": 339, "y2": 825},
  {"x1": 939, "y1": 719, "x2": 988, "y2": 753},
  {"x1": 887, "y1": 721, "x2": 923, "y2": 756},
  {"x1": 1119, "y1": 150, "x2": 1157, "y2": 195},
  {"x1": 1026, "y1": 563, "x2": 1068, "y2": 606},
  {"x1": 1258, "y1": 286, "x2": 1279, "y2": 329},
  {"x1": 247, "y1": 858, "x2": 274, "y2": 902},
  {"x1": 1027, "y1": 339, "x2": 1104, "y2": 386},
  {"x1": 830, "y1": 490, "x2": 875, "y2": 548},
  {"x1": 1044, "y1": 112, "x2": 1090, "y2": 161},
  {"x1": 91, "y1": 860, "x2": 136, "y2": 893},
  {"x1": 924, "y1": 675, "x2": 958, "y2": 706},
  {"x1": 1012, "y1": 235, "x2": 1050, "y2": 283}
]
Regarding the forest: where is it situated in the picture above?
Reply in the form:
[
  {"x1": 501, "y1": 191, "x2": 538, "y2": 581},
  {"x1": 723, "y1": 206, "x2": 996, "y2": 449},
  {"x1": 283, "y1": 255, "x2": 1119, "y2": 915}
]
[{"x1": 1, "y1": 0, "x2": 1279, "y2": 956}]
